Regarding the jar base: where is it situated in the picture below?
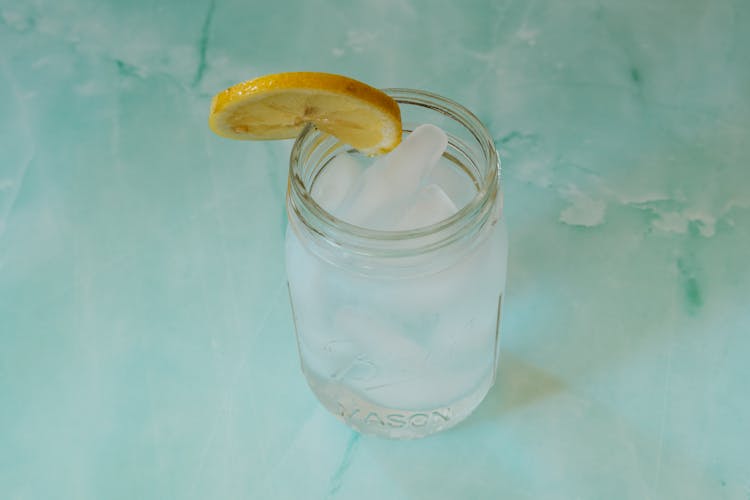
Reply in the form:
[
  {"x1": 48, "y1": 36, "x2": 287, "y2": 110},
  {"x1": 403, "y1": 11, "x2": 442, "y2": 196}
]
[{"x1": 304, "y1": 369, "x2": 495, "y2": 439}]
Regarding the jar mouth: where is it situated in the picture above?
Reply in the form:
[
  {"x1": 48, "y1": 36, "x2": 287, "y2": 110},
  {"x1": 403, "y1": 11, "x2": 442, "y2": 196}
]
[{"x1": 288, "y1": 88, "x2": 500, "y2": 256}]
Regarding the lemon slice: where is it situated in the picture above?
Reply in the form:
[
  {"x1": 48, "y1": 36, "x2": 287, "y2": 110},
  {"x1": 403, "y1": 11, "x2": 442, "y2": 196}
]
[{"x1": 208, "y1": 72, "x2": 402, "y2": 155}]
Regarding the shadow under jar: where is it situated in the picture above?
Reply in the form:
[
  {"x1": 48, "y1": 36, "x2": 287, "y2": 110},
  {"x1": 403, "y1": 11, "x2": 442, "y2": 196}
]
[{"x1": 285, "y1": 89, "x2": 508, "y2": 439}]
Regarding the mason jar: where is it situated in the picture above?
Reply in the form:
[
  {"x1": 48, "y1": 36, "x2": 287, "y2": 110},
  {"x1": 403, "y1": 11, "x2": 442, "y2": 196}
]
[{"x1": 285, "y1": 89, "x2": 507, "y2": 439}]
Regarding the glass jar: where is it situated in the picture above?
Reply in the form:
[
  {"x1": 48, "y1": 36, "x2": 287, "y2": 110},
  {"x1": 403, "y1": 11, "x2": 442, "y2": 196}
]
[{"x1": 285, "y1": 89, "x2": 507, "y2": 439}]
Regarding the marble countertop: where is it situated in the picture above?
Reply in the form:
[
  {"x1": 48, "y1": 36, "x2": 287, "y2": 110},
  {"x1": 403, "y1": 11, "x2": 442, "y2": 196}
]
[{"x1": 2, "y1": 0, "x2": 748, "y2": 498}]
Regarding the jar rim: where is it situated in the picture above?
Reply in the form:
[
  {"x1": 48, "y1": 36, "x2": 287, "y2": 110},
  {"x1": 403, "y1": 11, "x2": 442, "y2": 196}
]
[{"x1": 288, "y1": 88, "x2": 500, "y2": 256}]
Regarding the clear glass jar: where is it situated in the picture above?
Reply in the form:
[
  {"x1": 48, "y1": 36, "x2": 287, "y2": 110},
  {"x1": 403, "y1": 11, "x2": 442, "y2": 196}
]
[{"x1": 285, "y1": 89, "x2": 507, "y2": 439}]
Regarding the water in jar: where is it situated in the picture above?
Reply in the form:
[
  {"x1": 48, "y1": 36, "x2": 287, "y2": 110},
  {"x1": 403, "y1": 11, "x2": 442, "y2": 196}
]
[{"x1": 286, "y1": 124, "x2": 508, "y2": 438}]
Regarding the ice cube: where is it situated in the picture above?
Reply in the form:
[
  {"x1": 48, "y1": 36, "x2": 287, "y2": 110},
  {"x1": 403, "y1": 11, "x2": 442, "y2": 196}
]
[
  {"x1": 364, "y1": 361, "x2": 491, "y2": 410},
  {"x1": 394, "y1": 184, "x2": 458, "y2": 231},
  {"x1": 338, "y1": 124, "x2": 448, "y2": 228},
  {"x1": 424, "y1": 158, "x2": 477, "y2": 210},
  {"x1": 311, "y1": 153, "x2": 364, "y2": 215},
  {"x1": 333, "y1": 306, "x2": 427, "y2": 368}
]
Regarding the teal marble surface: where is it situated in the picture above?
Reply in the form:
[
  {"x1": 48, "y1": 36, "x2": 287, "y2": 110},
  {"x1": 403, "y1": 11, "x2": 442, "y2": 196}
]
[{"x1": 1, "y1": 0, "x2": 749, "y2": 498}]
